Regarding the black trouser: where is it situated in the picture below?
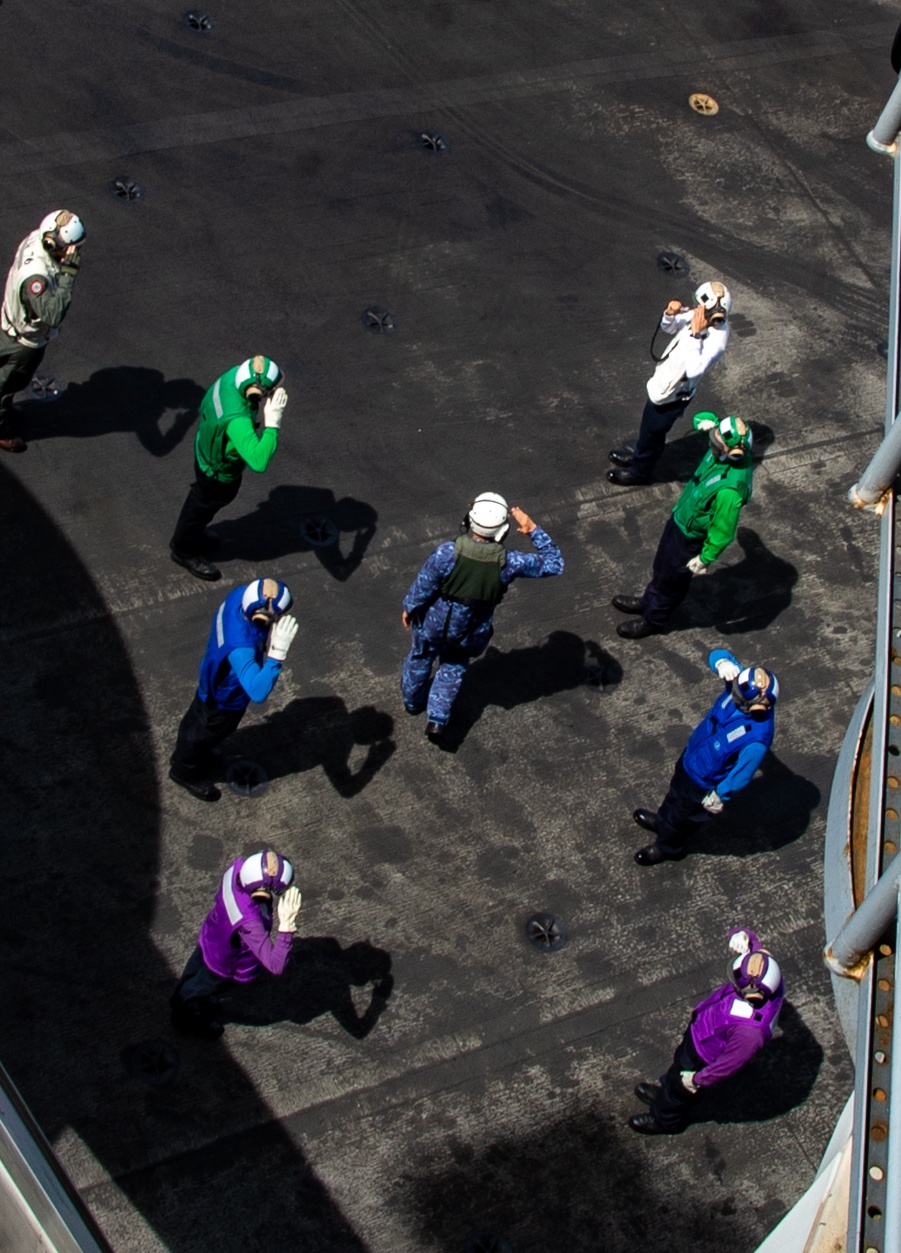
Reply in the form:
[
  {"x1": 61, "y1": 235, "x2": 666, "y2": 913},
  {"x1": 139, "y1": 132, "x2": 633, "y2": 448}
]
[
  {"x1": 653, "y1": 752, "x2": 712, "y2": 855},
  {"x1": 170, "y1": 458, "x2": 242, "y2": 555},
  {"x1": 630, "y1": 395, "x2": 690, "y2": 479},
  {"x1": 174, "y1": 945, "x2": 231, "y2": 1006},
  {"x1": 0, "y1": 339, "x2": 45, "y2": 436},
  {"x1": 170, "y1": 693, "x2": 245, "y2": 780},
  {"x1": 639, "y1": 516, "x2": 703, "y2": 628},
  {"x1": 649, "y1": 1028, "x2": 704, "y2": 1132}
]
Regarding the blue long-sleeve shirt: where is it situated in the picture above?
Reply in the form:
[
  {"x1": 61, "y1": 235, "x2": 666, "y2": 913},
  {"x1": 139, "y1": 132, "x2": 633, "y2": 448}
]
[
  {"x1": 403, "y1": 526, "x2": 563, "y2": 655},
  {"x1": 227, "y1": 649, "x2": 282, "y2": 704},
  {"x1": 682, "y1": 650, "x2": 775, "y2": 802}
]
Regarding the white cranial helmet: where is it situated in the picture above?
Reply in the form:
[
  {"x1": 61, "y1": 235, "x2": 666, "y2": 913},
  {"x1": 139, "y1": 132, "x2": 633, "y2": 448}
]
[
  {"x1": 694, "y1": 280, "x2": 732, "y2": 322},
  {"x1": 39, "y1": 210, "x2": 86, "y2": 249},
  {"x1": 468, "y1": 492, "x2": 509, "y2": 541}
]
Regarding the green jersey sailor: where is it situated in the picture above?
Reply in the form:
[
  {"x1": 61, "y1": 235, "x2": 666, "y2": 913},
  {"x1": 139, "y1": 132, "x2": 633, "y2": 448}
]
[
  {"x1": 170, "y1": 355, "x2": 288, "y2": 580},
  {"x1": 611, "y1": 412, "x2": 754, "y2": 639}
]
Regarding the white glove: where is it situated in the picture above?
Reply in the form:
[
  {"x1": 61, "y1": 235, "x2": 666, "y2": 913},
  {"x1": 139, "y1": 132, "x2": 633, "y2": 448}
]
[
  {"x1": 686, "y1": 556, "x2": 708, "y2": 575},
  {"x1": 695, "y1": 419, "x2": 716, "y2": 432},
  {"x1": 702, "y1": 790, "x2": 724, "y2": 814},
  {"x1": 263, "y1": 387, "x2": 288, "y2": 429},
  {"x1": 680, "y1": 1070, "x2": 699, "y2": 1094},
  {"x1": 268, "y1": 613, "x2": 298, "y2": 661},
  {"x1": 715, "y1": 657, "x2": 741, "y2": 682},
  {"x1": 729, "y1": 930, "x2": 751, "y2": 956},
  {"x1": 277, "y1": 885, "x2": 302, "y2": 932}
]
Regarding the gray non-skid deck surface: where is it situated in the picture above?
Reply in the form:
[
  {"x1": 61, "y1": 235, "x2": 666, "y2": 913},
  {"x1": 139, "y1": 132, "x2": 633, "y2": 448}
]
[{"x1": 0, "y1": 0, "x2": 893, "y2": 1249}]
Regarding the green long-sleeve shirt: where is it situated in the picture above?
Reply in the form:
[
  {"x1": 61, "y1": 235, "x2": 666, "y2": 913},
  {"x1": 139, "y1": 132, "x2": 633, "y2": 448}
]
[
  {"x1": 194, "y1": 364, "x2": 279, "y2": 481},
  {"x1": 672, "y1": 446, "x2": 753, "y2": 566}
]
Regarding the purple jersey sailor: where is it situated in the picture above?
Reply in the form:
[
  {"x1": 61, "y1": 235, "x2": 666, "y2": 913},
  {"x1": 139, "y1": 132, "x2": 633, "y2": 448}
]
[
  {"x1": 689, "y1": 979, "x2": 782, "y2": 1086},
  {"x1": 629, "y1": 928, "x2": 784, "y2": 1136},
  {"x1": 199, "y1": 855, "x2": 294, "y2": 982},
  {"x1": 171, "y1": 850, "x2": 303, "y2": 1039}
]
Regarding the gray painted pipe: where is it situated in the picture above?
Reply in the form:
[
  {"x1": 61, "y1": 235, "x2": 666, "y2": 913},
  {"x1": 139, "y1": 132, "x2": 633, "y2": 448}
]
[
  {"x1": 824, "y1": 854, "x2": 901, "y2": 976},
  {"x1": 850, "y1": 417, "x2": 901, "y2": 507},
  {"x1": 869, "y1": 73, "x2": 901, "y2": 152}
]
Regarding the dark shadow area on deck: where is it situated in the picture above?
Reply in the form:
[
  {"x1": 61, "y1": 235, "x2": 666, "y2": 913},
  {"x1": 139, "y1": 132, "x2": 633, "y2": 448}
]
[
  {"x1": 18, "y1": 366, "x2": 203, "y2": 455},
  {"x1": 214, "y1": 484, "x2": 378, "y2": 580},
  {"x1": 0, "y1": 463, "x2": 367, "y2": 1253},
  {"x1": 433, "y1": 631, "x2": 620, "y2": 750},
  {"x1": 224, "y1": 937, "x2": 394, "y2": 1038},
  {"x1": 690, "y1": 753, "x2": 820, "y2": 858},
  {"x1": 221, "y1": 696, "x2": 396, "y2": 796},
  {"x1": 688, "y1": 527, "x2": 799, "y2": 635},
  {"x1": 404, "y1": 1103, "x2": 772, "y2": 1253}
]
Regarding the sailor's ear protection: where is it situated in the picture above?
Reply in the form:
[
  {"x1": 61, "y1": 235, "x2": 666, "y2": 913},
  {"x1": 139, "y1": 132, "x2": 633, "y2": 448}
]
[
  {"x1": 707, "y1": 299, "x2": 727, "y2": 326},
  {"x1": 242, "y1": 356, "x2": 274, "y2": 400},
  {"x1": 250, "y1": 578, "x2": 280, "y2": 624},
  {"x1": 703, "y1": 281, "x2": 729, "y2": 326},
  {"x1": 460, "y1": 502, "x2": 474, "y2": 534},
  {"x1": 741, "y1": 951, "x2": 768, "y2": 1000}
]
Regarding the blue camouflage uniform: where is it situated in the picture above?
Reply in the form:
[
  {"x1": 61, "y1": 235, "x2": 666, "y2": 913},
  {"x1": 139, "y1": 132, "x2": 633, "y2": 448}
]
[
  {"x1": 652, "y1": 649, "x2": 775, "y2": 856},
  {"x1": 401, "y1": 526, "x2": 563, "y2": 726}
]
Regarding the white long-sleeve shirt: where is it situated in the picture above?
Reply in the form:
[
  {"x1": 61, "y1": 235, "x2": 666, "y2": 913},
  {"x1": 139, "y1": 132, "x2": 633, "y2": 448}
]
[{"x1": 646, "y1": 309, "x2": 729, "y2": 405}]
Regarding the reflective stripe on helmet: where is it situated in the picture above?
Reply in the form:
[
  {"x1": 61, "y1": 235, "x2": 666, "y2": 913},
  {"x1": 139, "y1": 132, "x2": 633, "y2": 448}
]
[{"x1": 238, "y1": 852, "x2": 265, "y2": 891}]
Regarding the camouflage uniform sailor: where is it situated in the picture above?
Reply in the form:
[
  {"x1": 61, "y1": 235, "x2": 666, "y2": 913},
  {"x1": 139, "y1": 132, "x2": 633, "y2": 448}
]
[{"x1": 401, "y1": 494, "x2": 563, "y2": 740}]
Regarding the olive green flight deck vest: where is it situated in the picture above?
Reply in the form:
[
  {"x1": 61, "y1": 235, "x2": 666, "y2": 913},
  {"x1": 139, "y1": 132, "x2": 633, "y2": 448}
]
[{"x1": 439, "y1": 534, "x2": 507, "y2": 606}]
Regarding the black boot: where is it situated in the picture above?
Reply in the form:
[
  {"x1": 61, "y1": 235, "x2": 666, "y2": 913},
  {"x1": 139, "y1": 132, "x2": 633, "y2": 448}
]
[
  {"x1": 607, "y1": 467, "x2": 651, "y2": 486},
  {"x1": 628, "y1": 1112, "x2": 670, "y2": 1135},
  {"x1": 168, "y1": 767, "x2": 221, "y2": 803},
  {"x1": 617, "y1": 618, "x2": 659, "y2": 639},
  {"x1": 634, "y1": 844, "x2": 685, "y2": 866},
  {"x1": 612, "y1": 594, "x2": 643, "y2": 614},
  {"x1": 634, "y1": 1082, "x2": 661, "y2": 1105},
  {"x1": 170, "y1": 547, "x2": 221, "y2": 581}
]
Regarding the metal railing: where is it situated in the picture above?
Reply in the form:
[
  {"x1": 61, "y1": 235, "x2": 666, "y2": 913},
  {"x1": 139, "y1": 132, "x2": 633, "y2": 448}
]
[
  {"x1": 826, "y1": 69, "x2": 901, "y2": 1253},
  {"x1": 0, "y1": 1056, "x2": 112, "y2": 1252}
]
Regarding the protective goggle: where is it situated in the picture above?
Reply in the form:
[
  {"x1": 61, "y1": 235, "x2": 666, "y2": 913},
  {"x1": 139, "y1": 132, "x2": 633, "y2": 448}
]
[
  {"x1": 250, "y1": 599, "x2": 282, "y2": 626},
  {"x1": 709, "y1": 425, "x2": 748, "y2": 462},
  {"x1": 726, "y1": 949, "x2": 780, "y2": 999},
  {"x1": 730, "y1": 678, "x2": 774, "y2": 714}
]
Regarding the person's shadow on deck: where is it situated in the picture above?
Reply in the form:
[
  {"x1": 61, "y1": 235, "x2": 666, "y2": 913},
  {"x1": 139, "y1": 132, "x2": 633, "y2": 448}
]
[
  {"x1": 678, "y1": 528, "x2": 798, "y2": 634},
  {"x1": 225, "y1": 938, "x2": 393, "y2": 1039},
  {"x1": 436, "y1": 631, "x2": 622, "y2": 750},
  {"x1": 692, "y1": 1000, "x2": 824, "y2": 1124},
  {"x1": 221, "y1": 696, "x2": 395, "y2": 796},
  {"x1": 215, "y1": 485, "x2": 377, "y2": 580},
  {"x1": 689, "y1": 753, "x2": 820, "y2": 858},
  {"x1": 21, "y1": 365, "x2": 202, "y2": 455}
]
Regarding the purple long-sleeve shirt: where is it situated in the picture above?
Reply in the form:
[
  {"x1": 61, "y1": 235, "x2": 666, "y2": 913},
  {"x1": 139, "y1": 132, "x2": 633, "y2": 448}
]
[
  {"x1": 199, "y1": 859, "x2": 294, "y2": 982},
  {"x1": 688, "y1": 982, "x2": 781, "y2": 1086},
  {"x1": 236, "y1": 910, "x2": 293, "y2": 976}
]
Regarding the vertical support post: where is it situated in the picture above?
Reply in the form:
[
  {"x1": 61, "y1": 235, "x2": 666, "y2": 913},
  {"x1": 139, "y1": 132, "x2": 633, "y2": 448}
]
[
  {"x1": 849, "y1": 105, "x2": 901, "y2": 1253},
  {"x1": 884, "y1": 883, "x2": 901, "y2": 1250}
]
